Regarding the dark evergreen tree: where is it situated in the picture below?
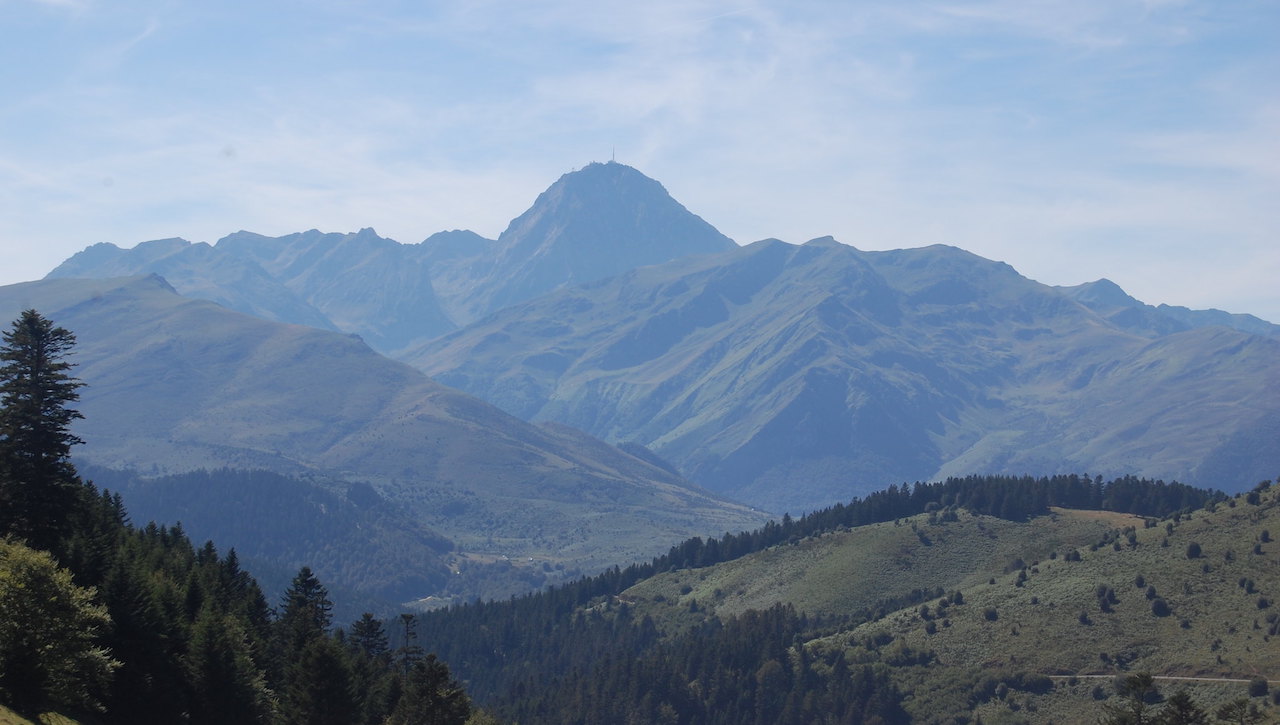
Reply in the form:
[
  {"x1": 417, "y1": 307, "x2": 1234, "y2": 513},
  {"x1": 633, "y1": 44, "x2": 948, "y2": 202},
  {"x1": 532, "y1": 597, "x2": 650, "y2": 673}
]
[
  {"x1": 284, "y1": 636, "x2": 359, "y2": 725},
  {"x1": 1156, "y1": 690, "x2": 1208, "y2": 724},
  {"x1": 397, "y1": 613, "x2": 425, "y2": 675},
  {"x1": 277, "y1": 566, "x2": 333, "y2": 657},
  {"x1": 0, "y1": 310, "x2": 85, "y2": 556},
  {"x1": 350, "y1": 612, "x2": 390, "y2": 660},
  {"x1": 1101, "y1": 672, "x2": 1160, "y2": 725},
  {"x1": 185, "y1": 607, "x2": 275, "y2": 724},
  {"x1": 387, "y1": 654, "x2": 471, "y2": 725},
  {"x1": 1215, "y1": 698, "x2": 1264, "y2": 725}
]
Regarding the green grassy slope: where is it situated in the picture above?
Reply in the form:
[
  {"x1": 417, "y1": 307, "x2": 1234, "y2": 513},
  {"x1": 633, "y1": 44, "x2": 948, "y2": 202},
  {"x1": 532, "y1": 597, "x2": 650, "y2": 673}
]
[
  {"x1": 812, "y1": 486, "x2": 1280, "y2": 722},
  {"x1": 621, "y1": 508, "x2": 1137, "y2": 632},
  {"x1": 839, "y1": 490, "x2": 1278, "y2": 677},
  {"x1": 604, "y1": 484, "x2": 1277, "y2": 722}
]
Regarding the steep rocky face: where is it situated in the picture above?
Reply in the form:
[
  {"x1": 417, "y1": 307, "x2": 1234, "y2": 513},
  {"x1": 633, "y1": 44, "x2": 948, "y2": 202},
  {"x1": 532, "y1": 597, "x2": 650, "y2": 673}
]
[{"x1": 410, "y1": 239, "x2": 1280, "y2": 513}]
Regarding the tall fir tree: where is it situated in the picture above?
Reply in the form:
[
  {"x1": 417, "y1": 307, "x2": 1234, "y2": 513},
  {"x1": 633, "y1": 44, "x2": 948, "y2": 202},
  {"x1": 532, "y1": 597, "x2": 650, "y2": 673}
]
[
  {"x1": 284, "y1": 636, "x2": 359, "y2": 725},
  {"x1": 0, "y1": 309, "x2": 85, "y2": 556},
  {"x1": 386, "y1": 654, "x2": 470, "y2": 725},
  {"x1": 277, "y1": 566, "x2": 333, "y2": 657}
]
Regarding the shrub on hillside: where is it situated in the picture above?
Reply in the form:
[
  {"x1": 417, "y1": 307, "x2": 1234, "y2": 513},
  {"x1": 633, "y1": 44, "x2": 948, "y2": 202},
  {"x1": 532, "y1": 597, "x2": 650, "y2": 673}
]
[{"x1": 1151, "y1": 598, "x2": 1172, "y2": 617}]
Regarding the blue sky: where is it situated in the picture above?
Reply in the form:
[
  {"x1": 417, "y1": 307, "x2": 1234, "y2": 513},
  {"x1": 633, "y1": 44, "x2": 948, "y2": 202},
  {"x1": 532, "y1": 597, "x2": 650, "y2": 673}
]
[{"x1": 2, "y1": 0, "x2": 1277, "y2": 321}]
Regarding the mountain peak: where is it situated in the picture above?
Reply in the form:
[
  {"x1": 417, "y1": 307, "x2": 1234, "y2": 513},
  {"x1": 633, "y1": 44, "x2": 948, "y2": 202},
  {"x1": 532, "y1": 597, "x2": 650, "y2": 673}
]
[
  {"x1": 476, "y1": 163, "x2": 738, "y2": 313},
  {"x1": 1068, "y1": 278, "x2": 1142, "y2": 308}
]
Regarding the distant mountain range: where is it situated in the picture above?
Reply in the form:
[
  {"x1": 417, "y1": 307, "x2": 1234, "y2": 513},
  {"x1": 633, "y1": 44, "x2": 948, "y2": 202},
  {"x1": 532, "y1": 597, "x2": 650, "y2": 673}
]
[
  {"x1": 43, "y1": 162, "x2": 1280, "y2": 517},
  {"x1": 51, "y1": 162, "x2": 734, "y2": 355},
  {"x1": 411, "y1": 237, "x2": 1280, "y2": 512},
  {"x1": 0, "y1": 275, "x2": 767, "y2": 604}
]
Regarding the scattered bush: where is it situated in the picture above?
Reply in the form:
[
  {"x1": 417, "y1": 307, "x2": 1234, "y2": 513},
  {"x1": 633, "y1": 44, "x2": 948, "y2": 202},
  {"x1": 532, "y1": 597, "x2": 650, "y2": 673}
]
[
  {"x1": 1151, "y1": 598, "x2": 1172, "y2": 617},
  {"x1": 1134, "y1": 574, "x2": 1145, "y2": 588},
  {"x1": 1249, "y1": 678, "x2": 1269, "y2": 697},
  {"x1": 1186, "y1": 541, "x2": 1202, "y2": 559},
  {"x1": 983, "y1": 607, "x2": 998, "y2": 622}
]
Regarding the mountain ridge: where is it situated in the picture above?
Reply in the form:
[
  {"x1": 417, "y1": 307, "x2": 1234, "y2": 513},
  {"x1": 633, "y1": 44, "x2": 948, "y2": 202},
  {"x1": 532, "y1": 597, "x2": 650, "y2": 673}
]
[
  {"x1": 411, "y1": 237, "x2": 1280, "y2": 512},
  {"x1": 40, "y1": 164, "x2": 1280, "y2": 515}
]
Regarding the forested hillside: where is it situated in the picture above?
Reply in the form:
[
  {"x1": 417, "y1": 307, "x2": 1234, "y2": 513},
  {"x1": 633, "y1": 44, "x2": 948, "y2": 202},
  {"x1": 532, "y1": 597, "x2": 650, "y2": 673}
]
[{"x1": 0, "y1": 310, "x2": 478, "y2": 724}]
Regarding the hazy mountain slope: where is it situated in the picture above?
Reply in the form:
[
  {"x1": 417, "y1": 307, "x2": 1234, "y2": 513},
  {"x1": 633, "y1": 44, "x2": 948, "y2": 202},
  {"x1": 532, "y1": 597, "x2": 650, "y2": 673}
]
[
  {"x1": 410, "y1": 239, "x2": 1280, "y2": 512},
  {"x1": 1061, "y1": 278, "x2": 1280, "y2": 339},
  {"x1": 940, "y1": 325, "x2": 1280, "y2": 487},
  {"x1": 46, "y1": 237, "x2": 338, "y2": 331},
  {"x1": 411, "y1": 238, "x2": 943, "y2": 511},
  {"x1": 215, "y1": 227, "x2": 457, "y2": 352},
  {"x1": 0, "y1": 276, "x2": 768, "y2": 585}
]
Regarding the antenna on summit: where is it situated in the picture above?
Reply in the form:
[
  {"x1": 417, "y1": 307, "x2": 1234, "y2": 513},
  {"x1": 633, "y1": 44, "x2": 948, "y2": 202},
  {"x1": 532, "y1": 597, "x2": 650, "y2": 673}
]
[{"x1": 611, "y1": 147, "x2": 615, "y2": 163}]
